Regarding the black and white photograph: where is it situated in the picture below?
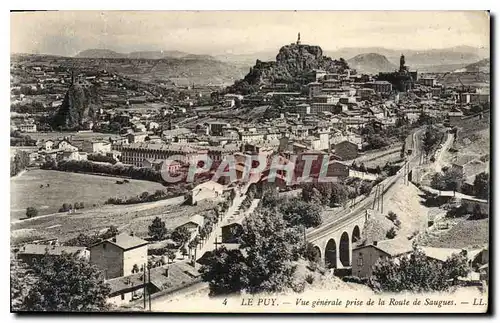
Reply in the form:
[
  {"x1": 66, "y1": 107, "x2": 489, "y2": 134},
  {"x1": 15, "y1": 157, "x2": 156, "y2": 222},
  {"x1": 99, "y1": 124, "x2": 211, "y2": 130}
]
[{"x1": 9, "y1": 10, "x2": 491, "y2": 313}]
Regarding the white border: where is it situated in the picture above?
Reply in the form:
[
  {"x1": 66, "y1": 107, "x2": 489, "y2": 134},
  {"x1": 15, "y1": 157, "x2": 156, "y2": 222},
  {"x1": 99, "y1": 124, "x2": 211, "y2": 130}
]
[{"x1": 3, "y1": 2, "x2": 498, "y2": 322}]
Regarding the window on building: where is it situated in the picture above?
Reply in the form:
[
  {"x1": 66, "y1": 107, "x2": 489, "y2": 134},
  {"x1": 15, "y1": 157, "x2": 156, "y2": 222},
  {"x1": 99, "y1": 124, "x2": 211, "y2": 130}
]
[
  {"x1": 103, "y1": 243, "x2": 106, "y2": 249},
  {"x1": 357, "y1": 253, "x2": 363, "y2": 266},
  {"x1": 121, "y1": 294, "x2": 125, "y2": 300}
]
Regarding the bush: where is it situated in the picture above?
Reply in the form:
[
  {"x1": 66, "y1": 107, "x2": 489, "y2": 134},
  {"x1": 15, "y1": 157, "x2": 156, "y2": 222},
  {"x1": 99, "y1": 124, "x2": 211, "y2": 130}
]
[
  {"x1": 26, "y1": 207, "x2": 39, "y2": 218},
  {"x1": 305, "y1": 274, "x2": 315, "y2": 285},
  {"x1": 386, "y1": 227, "x2": 397, "y2": 239},
  {"x1": 387, "y1": 211, "x2": 398, "y2": 222}
]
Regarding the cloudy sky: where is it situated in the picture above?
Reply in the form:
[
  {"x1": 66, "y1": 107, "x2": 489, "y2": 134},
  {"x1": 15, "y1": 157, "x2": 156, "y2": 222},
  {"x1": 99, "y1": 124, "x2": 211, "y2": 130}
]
[{"x1": 11, "y1": 11, "x2": 490, "y2": 56}]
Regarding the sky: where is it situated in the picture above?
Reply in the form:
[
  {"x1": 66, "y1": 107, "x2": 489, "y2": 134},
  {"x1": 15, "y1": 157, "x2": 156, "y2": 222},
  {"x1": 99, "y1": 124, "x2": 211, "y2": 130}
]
[{"x1": 10, "y1": 11, "x2": 490, "y2": 56}]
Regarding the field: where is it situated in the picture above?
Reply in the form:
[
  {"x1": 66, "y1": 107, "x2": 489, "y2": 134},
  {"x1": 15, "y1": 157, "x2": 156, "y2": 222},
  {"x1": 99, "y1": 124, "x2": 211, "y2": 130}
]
[
  {"x1": 11, "y1": 169, "x2": 166, "y2": 220},
  {"x1": 417, "y1": 218, "x2": 489, "y2": 249},
  {"x1": 11, "y1": 195, "x2": 218, "y2": 245},
  {"x1": 28, "y1": 131, "x2": 121, "y2": 143}
]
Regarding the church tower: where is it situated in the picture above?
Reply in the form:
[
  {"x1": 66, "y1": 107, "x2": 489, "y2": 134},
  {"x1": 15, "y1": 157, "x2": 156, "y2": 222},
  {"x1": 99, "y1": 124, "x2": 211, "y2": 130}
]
[
  {"x1": 296, "y1": 32, "x2": 301, "y2": 45},
  {"x1": 399, "y1": 54, "x2": 406, "y2": 72}
]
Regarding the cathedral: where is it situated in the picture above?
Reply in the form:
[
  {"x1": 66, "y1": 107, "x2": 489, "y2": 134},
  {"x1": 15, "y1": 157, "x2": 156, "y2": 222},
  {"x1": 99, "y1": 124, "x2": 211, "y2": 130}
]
[{"x1": 377, "y1": 54, "x2": 418, "y2": 92}]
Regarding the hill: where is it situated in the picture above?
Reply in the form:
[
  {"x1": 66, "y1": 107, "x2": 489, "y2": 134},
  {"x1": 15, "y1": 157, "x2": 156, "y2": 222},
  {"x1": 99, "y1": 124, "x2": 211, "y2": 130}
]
[
  {"x1": 347, "y1": 53, "x2": 397, "y2": 74},
  {"x1": 227, "y1": 42, "x2": 349, "y2": 93},
  {"x1": 327, "y1": 46, "x2": 488, "y2": 68},
  {"x1": 75, "y1": 49, "x2": 213, "y2": 60},
  {"x1": 51, "y1": 80, "x2": 100, "y2": 130},
  {"x1": 75, "y1": 49, "x2": 126, "y2": 59},
  {"x1": 455, "y1": 58, "x2": 490, "y2": 73}
]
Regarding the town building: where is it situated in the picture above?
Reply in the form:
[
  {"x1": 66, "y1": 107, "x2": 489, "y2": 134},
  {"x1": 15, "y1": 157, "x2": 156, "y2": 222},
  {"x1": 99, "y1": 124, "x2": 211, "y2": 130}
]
[
  {"x1": 90, "y1": 233, "x2": 148, "y2": 280},
  {"x1": 17, "y1": 244, "x2": 90, "y2": 265},
  {"x1": 351, "y1": 239, "x2": 413, "y2": 278},
  {"x1": 19, "y1": 123, "x2": 37, "y2": 133},
  {"x1": 83, "y1": 140, "x2": 112, "y2": 154}
]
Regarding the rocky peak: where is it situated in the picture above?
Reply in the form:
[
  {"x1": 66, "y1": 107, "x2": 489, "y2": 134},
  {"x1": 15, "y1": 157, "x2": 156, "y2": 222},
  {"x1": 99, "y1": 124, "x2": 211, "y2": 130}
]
[{"x1": 51, "y1": 80, "x2": 100, "y2": 130}]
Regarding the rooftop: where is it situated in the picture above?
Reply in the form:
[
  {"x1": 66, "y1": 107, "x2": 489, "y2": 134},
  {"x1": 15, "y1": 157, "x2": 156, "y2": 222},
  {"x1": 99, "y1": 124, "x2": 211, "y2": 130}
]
[
  {"x1": 18, "y1": 244, "x2": 88, "y2": 256},
  {"x1": 93, "y1": 233, "x2": 148, "y2": 251}
]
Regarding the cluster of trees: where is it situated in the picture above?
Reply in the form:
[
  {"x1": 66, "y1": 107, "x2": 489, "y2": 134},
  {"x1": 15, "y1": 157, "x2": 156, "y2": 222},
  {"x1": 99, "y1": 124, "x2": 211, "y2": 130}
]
[
  {"x1": 42, "y1": 159, "x2": 165, "y2": 184},
  {"x1": 11, "y1": 131, "x2": 37, "y2": 147},
  {"x1": 64, "y1": 226, "x2": 118, "y2": 248},
  {"x1": 11, "y1": 150, "x2": 30, "y2": 177},
  {"x1": 58, "y1": 202, "x2": 85, "y2": 213},
  {"x1": 278, "y1": 199, "x2": 322, "y2": 228},
  {"x1": 422, "y1": 126, "x2": 443, "y2": 159},
  {"x1": 200, "y1": 209, "x2": 304, "y2": 296},
  {"x1": 105, "y1": 188, "x2": 187, "y2": 205},
  {"x1": 11, "y1": 253, "x2": 110, "y2": 311},
  {"x1": 148, "y1": 217, "x2": 169, "y2": 241},
  {"x1": 301, "y1": 182, "x2": 350, "y2": 207},
  {"x1": 361, "y1": 121, "x2": 391, "y2": 151},
  {"x1": 430, "y1": 167, "x2": 464, "y2": 193},
  {"x1": 370, "y1": 248, "x2": 470, "y2": 293},
  {"x1": 351, "y1": 161, "x2": 384, "y2": 175},
  {"x1": 87, "y1": 154, "x2": 118, "y2": 164},
  {"x1": 473, "y1": 172, "x2": 489, "y2": 199},
  {"x1": 147, "y1": 247, "x2": 177, "y2": 264},
  {"x1": 93, "y1": 121, "x2": 128, "y2": 134}
]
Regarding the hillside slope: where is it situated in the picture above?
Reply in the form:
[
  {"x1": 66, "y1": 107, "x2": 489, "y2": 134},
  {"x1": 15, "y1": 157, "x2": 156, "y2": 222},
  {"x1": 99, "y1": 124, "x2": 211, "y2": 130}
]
[{"x1": 347, "y1": 53, "x2": 397, "y2": 74}]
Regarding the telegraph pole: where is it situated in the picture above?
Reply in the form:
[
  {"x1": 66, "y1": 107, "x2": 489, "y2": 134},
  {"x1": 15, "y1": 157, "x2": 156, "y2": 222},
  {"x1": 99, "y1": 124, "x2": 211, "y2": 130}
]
[
  {"x1": 381, "y1": 184, "x2": 384, "y2": 214},
  {"x1": 372, "y1": 185, "x2": 378, "y2": 210},
  {"x1": 148, "y1": 267, "x2": 152, "y2": 312},
  {"x1": 143, "y1": 264, "x2": 147, "y2": 310}
]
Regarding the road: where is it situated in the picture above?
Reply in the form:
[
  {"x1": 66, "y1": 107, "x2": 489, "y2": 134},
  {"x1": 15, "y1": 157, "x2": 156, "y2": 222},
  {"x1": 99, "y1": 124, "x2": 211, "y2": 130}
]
[
  {"x1": 420, "y1": 185, "x2": 487, "y2": 203},
  {"x1": 434, "y1": 133, "x2": 454, "y2": 173},
  {"x1": 306, "y1": 128, "x2": 425, "y2": 242}
]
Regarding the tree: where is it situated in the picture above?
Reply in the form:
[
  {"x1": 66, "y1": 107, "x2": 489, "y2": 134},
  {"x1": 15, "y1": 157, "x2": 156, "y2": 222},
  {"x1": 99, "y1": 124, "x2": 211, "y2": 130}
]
[
  {"x1": 20, "y1": 252, "x2": 111, "y2": 311},
  {"x1": 387, "y1": 211, "x2": 398, "y2": 222},
  {"x1": 200, "y1": 209, "x2": 301, "y2": 296},
  {"x1": 329, "y1": 183, "x2": 349, "y2": 206},
  {"x1": 26, "y1": 207, "x2": 38, "y2": 218},
  {"x1": 64, "y1": 233, "x2": 100, "y2": 248},
  {"x1": 200, "y1": 247, "x2": 248, "y2": 296},
  {"x1": 386, "y1": 227, "x2": 397, "y2": 239},
  {"x1": 422, "y1": 126, "x2": 440, "y2": 157},
  {"x1": 370, "y1": 248, "x2": 470, "y2": 293},
  {"x1": 279, "y1": 199, "x2": 322, "y2": 228},
  {"x1": 303, "y1": 242, "x2": 321, "y2": 263},
  {"x1": 473, "y1": 172, "x2": 489, "y2": 199},
  {"x1": 148, "y1": 217, "x2": 168, "y2": 241},
  {"x1": 238, "y1": 209, "x2": 301, "y2": 294},
  {"x1": 166, "y1": 249, "x2": 176, "y2": 264},
  {"x1": 171, "y1": 226, "x2": 191, "y2": 247},
  {"x1": 101, "y1": 226, "x2": 119, "y2": 240},
  {"x1": 431, "y1": 168, "x2": 464, "y2": 192}
]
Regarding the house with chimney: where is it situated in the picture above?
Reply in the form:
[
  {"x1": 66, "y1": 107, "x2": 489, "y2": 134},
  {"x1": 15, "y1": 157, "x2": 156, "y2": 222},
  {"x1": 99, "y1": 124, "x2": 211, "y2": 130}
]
[{"x1": 89, "y1": 233, "x2": 148, "y2": 280}]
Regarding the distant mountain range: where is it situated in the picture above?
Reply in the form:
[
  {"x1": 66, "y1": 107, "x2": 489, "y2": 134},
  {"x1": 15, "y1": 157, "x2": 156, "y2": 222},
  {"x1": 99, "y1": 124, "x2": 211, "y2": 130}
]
[
  {"x1": 75, "y1": 49, "x2": 216, "y2": 61},
  {"x1": 215, "y1": 45, "x2": 489, "y2": 73},
  {"x1": 454, "y1": 58, "x2": 490, "y2": 73},
  {"x1": 347, "y1": 53, "x2": 397, "y2": 74}
]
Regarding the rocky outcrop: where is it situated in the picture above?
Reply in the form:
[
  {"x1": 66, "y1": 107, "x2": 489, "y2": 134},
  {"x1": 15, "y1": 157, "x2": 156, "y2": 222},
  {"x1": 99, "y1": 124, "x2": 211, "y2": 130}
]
[
  {"x1": 52, "y1": 82, "x2": 100, "y2": 130},
  {"x1": 227, "y1": 43, "x2": 349, "y2": 93}
]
